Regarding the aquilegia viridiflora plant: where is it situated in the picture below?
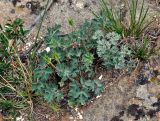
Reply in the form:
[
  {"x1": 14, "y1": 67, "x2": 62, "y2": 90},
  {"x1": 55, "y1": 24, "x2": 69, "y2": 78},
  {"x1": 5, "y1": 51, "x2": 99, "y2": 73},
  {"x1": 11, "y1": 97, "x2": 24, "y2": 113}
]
[
  {"x1": 33, "y1": 21, "x2": 104, "y2": 106},
  {"x1": 93, "y1": 30, "x2": 132, "y2": 69}
]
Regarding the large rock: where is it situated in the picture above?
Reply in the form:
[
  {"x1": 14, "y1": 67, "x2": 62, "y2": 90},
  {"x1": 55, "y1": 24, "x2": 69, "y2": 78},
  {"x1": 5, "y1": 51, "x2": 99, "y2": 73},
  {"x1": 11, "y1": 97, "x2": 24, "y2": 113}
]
[{"x1": 136, "y1": 85, "x2": 157, "y2": 109}]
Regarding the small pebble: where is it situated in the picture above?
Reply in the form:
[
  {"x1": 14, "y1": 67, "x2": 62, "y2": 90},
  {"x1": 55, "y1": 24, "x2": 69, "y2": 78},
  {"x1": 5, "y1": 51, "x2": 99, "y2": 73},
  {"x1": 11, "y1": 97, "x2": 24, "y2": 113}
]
[
  {"x1": 10, "y1": 9, "x2": 15, "y2": 14},
  {"x1": 136, "y1": 74, "x2": 148, "y2": 85},
  {"x1": 76, "y1": 2, "x2": 84, "y2": 9}
]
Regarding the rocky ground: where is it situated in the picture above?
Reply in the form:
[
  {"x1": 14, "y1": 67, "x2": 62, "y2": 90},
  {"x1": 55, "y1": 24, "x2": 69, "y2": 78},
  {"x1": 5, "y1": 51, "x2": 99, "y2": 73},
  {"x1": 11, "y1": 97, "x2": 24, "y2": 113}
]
[
  {"x1": 82, "y1": 56, "x2": 160, "y2": 121},
  {"x1": 0, "y1": 0, "x2": 160, "y2": 121}
]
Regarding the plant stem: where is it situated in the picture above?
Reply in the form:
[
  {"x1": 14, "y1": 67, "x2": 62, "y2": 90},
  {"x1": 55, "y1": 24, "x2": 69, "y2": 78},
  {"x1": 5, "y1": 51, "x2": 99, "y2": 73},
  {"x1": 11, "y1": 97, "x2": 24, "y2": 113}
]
[
  {"x1": 0, "y1": 75, "x2": 24, "y2": 98},
  {"x1": 31, "y1": 0, "x2": 50, "y2": 58},
  {"x1": 35, "y1": 0, "x2": 50, "y2": 43}
]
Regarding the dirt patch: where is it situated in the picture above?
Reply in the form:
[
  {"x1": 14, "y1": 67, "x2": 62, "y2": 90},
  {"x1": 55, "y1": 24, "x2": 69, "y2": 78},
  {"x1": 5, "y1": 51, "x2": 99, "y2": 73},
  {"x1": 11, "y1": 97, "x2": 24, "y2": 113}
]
[{"x1": 0, "y1": 0, "x2": 45, "y2": 26}]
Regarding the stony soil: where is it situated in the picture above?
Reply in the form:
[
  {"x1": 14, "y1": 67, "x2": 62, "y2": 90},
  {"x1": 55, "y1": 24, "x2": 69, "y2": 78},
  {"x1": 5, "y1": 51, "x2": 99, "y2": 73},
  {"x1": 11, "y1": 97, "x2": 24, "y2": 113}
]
[{"x1": 0, "y1": 0, "x2": 160, "y2": 121}]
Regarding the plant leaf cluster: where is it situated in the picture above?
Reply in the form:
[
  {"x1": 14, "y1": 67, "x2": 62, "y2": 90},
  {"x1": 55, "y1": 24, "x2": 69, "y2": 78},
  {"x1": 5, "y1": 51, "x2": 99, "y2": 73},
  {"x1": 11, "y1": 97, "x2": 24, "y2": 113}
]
[
  {"x1": 33, "y1": 21, "x2": 104, "y2": 106},
  {"x1": 93, "y1": 31, "x2": 132, "y2": 69}
]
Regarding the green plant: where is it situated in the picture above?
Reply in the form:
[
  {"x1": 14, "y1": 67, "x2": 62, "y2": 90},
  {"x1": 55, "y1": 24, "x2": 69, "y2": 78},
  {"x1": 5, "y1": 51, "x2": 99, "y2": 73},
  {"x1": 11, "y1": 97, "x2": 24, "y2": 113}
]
[
  {"x1": 94, "y1": 0, "x2": 151, "y2": 38},
  {"x1": 68, "y1": 17, "x2": 75, "y2": 28},
  {"x1": 134, "y1": 37, "x2": 150, "y2": 60},
  {"x1": 68, "y1": 78, "x2": 104, "y2": 105},
  {"x1": 0, "y1": 18, "x2": 33, "y2": 118},
  {"x1": 0, "y1": 99, "x2": 14, "y2": 110},
  {"x1": 48, "y1": 102, "x2": 60, "y2": 112},
  {"x1": 0, "y1": 18, "x2": 27, "y2": 75},
  {"x1": 33, "y1": 22, "x2": 104, "y2": 106},
  {"x1": 93, "y1": 30, "x2": 132, "y2": 69},
  {"x1": 0, "y1": 99, "x2": 28, "y2": 119}
]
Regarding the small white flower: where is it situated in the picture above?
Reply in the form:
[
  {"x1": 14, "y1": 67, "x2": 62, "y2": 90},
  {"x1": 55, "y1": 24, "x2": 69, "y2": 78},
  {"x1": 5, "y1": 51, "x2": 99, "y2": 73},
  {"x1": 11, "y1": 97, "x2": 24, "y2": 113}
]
[
  {"x1": 45, "y1": 47, "x2": 50, "y2": 53},
  {"x1": 98, "y1": 75, "x2": 103, "y2": 80},
  {"x1": 96, "y1": 95, "x2": 102, "y2": 99}
]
